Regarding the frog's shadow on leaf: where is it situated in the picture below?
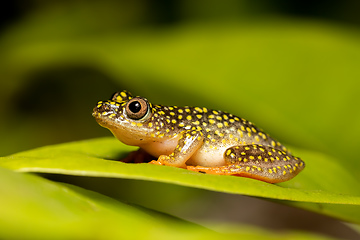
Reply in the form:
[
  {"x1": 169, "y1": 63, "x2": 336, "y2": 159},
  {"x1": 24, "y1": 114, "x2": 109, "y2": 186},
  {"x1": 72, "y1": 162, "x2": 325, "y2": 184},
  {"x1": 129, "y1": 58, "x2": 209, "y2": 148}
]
[{"x1": 105, "y1": 148, "x2": 154, "y2": 164}]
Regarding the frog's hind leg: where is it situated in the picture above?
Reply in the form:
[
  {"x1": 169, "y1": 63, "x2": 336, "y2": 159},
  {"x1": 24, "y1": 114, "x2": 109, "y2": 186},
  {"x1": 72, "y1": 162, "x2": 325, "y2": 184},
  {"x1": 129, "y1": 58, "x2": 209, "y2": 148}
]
[{"x1": 187, "y1": 144, "x2": 305, "y2": 183}]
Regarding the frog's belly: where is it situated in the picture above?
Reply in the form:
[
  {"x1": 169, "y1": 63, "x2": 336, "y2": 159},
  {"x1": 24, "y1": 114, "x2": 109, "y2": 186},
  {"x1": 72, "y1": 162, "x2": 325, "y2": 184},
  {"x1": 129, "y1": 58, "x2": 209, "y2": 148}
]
[{"x1": 187, "y1": 146, "x2": 226, "y2": 167}]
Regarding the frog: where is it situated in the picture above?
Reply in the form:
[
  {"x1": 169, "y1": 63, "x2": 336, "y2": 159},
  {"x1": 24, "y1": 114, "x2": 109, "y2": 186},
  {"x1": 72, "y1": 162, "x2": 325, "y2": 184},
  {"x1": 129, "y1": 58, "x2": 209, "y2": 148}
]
[{"x1": 92, "y1": 90, "x2": 305, "y2": 183}]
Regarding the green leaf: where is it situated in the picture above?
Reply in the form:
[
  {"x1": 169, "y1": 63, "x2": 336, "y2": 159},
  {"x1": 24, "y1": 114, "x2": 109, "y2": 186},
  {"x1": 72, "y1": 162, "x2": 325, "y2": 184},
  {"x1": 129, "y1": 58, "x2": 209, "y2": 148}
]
[
  {"x1": 1, "y1": 137, "x2": 360, "y2": 225},
  {"x1": 0, "y1": 165, "x2": 338, "y2": 240}
]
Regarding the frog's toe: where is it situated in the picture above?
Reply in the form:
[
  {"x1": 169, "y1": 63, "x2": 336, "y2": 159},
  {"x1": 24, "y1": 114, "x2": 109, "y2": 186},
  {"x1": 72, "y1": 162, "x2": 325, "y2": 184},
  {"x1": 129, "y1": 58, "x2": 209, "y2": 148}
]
[
  {"x1": 187, "y1": 165, "x2": 228, "y2": 175},
  {"x1": 149, "y1": 159, "x2": 163, "y2": 165}
]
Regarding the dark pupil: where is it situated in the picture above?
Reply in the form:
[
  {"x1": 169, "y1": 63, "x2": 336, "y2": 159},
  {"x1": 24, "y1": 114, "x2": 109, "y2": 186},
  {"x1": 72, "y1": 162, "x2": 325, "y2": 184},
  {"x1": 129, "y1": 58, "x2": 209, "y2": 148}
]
[{"x1": 129, "y1": 101, "x2": 141, "y2": 113}]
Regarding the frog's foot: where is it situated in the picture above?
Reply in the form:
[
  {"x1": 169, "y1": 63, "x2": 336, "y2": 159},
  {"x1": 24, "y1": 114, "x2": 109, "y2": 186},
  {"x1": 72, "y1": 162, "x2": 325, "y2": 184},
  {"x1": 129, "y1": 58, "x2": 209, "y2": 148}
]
[
  {"x1": 187, "y1": 165, "x2": 234, "y2": 175},
  {"x1": 149, "y1": 155, "x2": 187, "y2": 168},
  {"x1": 121, "y1": 148, "x2": 154, "y2": 163}
]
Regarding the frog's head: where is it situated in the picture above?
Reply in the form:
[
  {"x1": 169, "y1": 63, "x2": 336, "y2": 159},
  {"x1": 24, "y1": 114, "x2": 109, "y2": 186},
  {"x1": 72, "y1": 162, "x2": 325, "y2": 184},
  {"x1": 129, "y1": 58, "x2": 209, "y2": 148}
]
[{"x1": 92, "y1": 90, "x2": 154, "y2": 145}]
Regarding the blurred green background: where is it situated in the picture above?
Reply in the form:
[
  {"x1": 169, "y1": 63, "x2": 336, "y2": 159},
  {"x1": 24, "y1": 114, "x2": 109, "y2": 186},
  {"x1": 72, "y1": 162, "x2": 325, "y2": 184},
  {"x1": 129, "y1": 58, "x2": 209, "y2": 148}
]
[{"x1": 1, "y1": 0, "x2": 360, "y2": 239}]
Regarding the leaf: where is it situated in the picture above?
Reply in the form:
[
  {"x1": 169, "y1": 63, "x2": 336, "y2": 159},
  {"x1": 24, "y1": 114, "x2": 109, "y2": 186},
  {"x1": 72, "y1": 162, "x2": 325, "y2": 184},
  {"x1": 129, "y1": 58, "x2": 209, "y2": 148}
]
[
  {"x1": 0, "y1": 165, "x2": 338, "y2": 240},
  {"x1": 1, "y1": 137, "x2": 360, "y2": 225}
]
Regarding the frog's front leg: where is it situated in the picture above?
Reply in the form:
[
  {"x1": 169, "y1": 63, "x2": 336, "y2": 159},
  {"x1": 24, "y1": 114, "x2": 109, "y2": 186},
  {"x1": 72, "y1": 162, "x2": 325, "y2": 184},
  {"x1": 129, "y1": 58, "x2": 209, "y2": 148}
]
[
  {"x1": 187, "y1": 144, "x2": 305, "y2": 183},
  {"x1": 150, "y1": 130, "x2": 204, "y2": 168}
]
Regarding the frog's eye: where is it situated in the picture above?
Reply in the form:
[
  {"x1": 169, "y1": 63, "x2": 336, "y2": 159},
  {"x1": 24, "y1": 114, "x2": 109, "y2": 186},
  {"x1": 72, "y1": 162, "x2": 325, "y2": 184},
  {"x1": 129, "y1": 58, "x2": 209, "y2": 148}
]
[{"x1": 125, "y1": 97, "x2": 150, "y2": 120}]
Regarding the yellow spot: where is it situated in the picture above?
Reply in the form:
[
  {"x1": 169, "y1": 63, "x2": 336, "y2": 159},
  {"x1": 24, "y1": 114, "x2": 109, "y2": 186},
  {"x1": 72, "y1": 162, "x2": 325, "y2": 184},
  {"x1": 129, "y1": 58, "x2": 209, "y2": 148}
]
[
  {"x1": 151, "y1": 133, "x2": 155, "y2": 137},
  {"x1": 226, "y1": 149, "x2": 231, "y2": 156},
  {"x1": 241, "y1": 152, "x2": 246, "y2": 155},
  {"x1": 235, "y1": 137, "x2": 239, "y2": 141},
  {"x1": 137, "y1": 123, "x2": 143, "y2": 127},
  {"x1": 238, "y1": 157, "x2": 242, "y2": 161},
  {"x1": 185, "y1": 108, "x2": 190, "y2": 113},
  {"x1": 209, "y1": 119, "x2": 215, "y2": 124},
  {"x1": 166, "y1": 129, "x2": 170, "y2": 133},
  {"x1": 243, "y1": 158, "x2": 248, "y2": 162},
  {"x1": 237, "y1": 129, "x2": 243, "y2": 137},
  {"x1": 208, "y1": 115, "x2": 215, "y2": 119},
  {"x1": 251, "y1": 127, "x2": 257, "y2": 133},
  {"x1": 247, "y1": 132, "x2": 252, "y2": 137},
  {"x1": 131, "y1": 122, "x2": 136, "y2": 126},
  {"x1": 192, "y1": 121, "x2": 199, "y2": 125},
  {"x1": 166, "y1": 119, "x2": 171, "y2": 123},
  {"x1": 271, "y1": 141, "x2": 276, "y2": 147},
  {"x1": 186, "y1": 115, "x2": 192, "y2": 120},
  {"x1": 249, "y1": 156, "x2": 254, "y2": 160},
  {"x1": 273, "y1": 168, "x2": 277, "y2": 173},
  {"x1": 230, "y1": 153, "x2": 235, "y2": 158},
  {"x1": 245, "y1": 147, "x2": 250, "y2": 150},
  {"x1": 197, "y1": 136, "x2": 202, "y2": 140},
  {"x1": 264, "y1": 158, "x2": 268, "y2": 162},
  {"x1": 246, "y1": 167, "x2": 250, "y2": 171},
  {"x1": 203, "y1": 108, "x2": 208, "y2": 113},
  {"x1": 213, "y1": 110, "x2": 219, "y2": 115},
  {"x1": 215, "y1": 130, "x2": 220, "y2": 135},
  {"x1": 259, "y1": 148, "x2": 265, "y2": 152},
  {"x1": 283, "y1": 170, "x2": 287, "y2": 175},
  {"x1": 169, "y1": 107, "x2": 174, "y2": 110},
  {"x1": 205, "y1": 140, "x2": 210, "y2": 144},
  {"x1": 268, "y1": 152, "x2": 272, "y2": 156},
  {"x1": 246, "y1": 127, "x2": 251, "y2": 132},
  {"x1": 217, "y1": 123, "x2": 223, "y2": 128},
  {"x1": 234, "y1": 117, "x2": 240, "y2": 121},
  {"x1": 196, "y1": 114, "x2": 202, "y2": 119},
  {"x1": 241, "y1": 126, "x2": 245, "y2": 131},
  {"x1": 195, "y1": 107, "x2": 203, "y2": 113},
  {"x1": 179, "y1": 123, "x2": 185, "y2": 127},
  {"x1": 229, "y1": 119, "x2": 235, "y2": 123},
  {"x1": 178, "y1": 115, "x2": 183, "y2": 120},
  {"x1": 202, "y1": 122, "x2": 208, "y2": 126},
  {"x1": 224, "y1": 122, "x2": 229, "y2": 127},
  {"x1": 207, "y1": 135, "x2": 211, "y2": 139},
  {"x1": 219, "y1": 133, "x2": 224, "y2": 137},
  {"x1": 120, "y1": 92, "x2": 127, "y2": 97},
  {"x1": 223, "y1": 115, "x2": 229, "y2": 120},
  {"x1": 255, "y1": 136, "x2": 260, "y2": 142},
  {"x1": 229, "y1": 134, "x2": 233, "y2": 139},
  {"x1": 171, "y1": 119, "x2": 176, "y2": 124},
  {"x1": 258, "y1": 156, "x2": 262, "y2": 160},
  {"x1": 284, "y1": 165, "x2": 287, "y2": 169},
  {"x1": 257, "y1": 167, "x2": 262, "y2": 171},
  {"x1": 286, "y1": 156, "x2": 291, "y2": 160},
  {"x1": 206, "y1": 128, "x2": 211, "y2": 132},
  {"x1": 222, "y1": 139, "x2": 226, "y2": 144},
  {"x1": 268, "y1": 169, "x2": 273, "y2": 174},
  {"x1": 178, "y1": 109, "x2": 183, "y2": 113},
  {"x1": 216, "y1": 116, "x2": 222, "y2": 121}
]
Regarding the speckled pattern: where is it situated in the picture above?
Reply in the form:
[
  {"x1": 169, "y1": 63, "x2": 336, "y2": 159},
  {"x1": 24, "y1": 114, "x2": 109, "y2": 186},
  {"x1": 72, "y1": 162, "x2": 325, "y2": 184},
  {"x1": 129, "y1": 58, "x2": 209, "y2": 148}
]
[{"x1": 93, "y1": 90, "x2": 305, "y2": 183}]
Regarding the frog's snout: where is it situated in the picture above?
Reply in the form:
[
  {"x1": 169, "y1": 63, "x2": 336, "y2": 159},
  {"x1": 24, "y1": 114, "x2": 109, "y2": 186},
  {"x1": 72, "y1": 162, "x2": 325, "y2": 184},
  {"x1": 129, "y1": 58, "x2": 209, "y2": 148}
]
[{"x1": 92, "y1": 101, "x2": 120, "y2": 118}]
